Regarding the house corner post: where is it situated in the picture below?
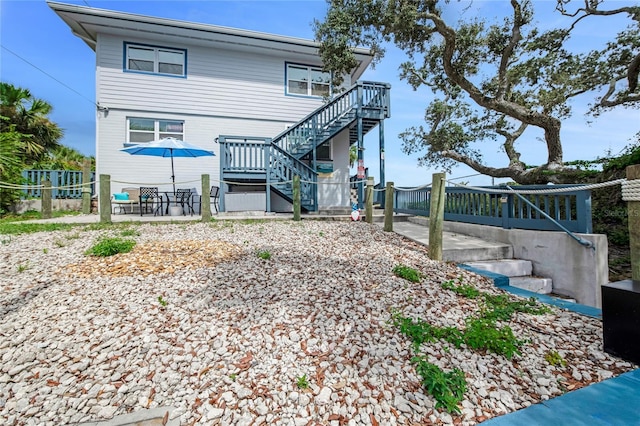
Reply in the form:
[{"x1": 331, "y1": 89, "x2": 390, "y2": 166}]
[
  {"x1": 626, "y1": 165, "x2": 640, "y2": 281},
  {"x1": 42, "y1": 180, "x2": 52, "y2": 219},
  {"x1": 429, "y1": 172, "x2": 446, "y2": 261},
  {"x1": 81, "y1": 158, "x2": 91, "y2": 214},
  {"x1": 99, "y1": 174, "x2": 112, "y2": 224},
  {"x1": 365, "y1": 177, "x2": 374, "y2": 224},
  {"x1": 201, "y1": 174, "x2": 211, "y2": 222},
  {"x1": 293, "y1": 175, "x2": 301, "y2": 221},
  {"x1": 383, "y1": 182, "x2": 394, "y2": 232}
]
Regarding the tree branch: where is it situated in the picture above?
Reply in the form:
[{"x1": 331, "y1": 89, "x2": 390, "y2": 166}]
[
  {"x1": 428, "y1": 5, "x2": 564, "y2": 167},
  {"x1": 497, "y1": 0, "x2": 524, "y2": 99},
  {"x1": 496, "y1": 121, "x2": 527, "y2": 166}
]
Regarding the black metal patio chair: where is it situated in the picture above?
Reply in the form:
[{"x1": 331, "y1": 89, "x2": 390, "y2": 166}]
[
  {"x1": 175, "y1": 188, "x2": 195, "y2": 216},
  {"x1": 139, "y1": 187, "x2": 163, "y2": 216}
]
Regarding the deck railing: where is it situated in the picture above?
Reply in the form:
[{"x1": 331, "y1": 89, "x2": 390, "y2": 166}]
[
  {"x1": 394, "y1": 185, "x2": 592, "y2": 233},
  {"x1": 21, "y1": 170, "x2": 95, "y2": 199},
  {"x1": 218, "y1": 136, "x2": 317, "y2": 210}
]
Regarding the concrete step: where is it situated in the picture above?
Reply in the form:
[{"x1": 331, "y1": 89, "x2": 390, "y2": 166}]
[
  {"x1": 509, "y1": 276, "x2": 553, "y2": 294},
  {"x1": 463, "y1": 259, "x2": 533, "y2": 277},
  {"x1": 443, "y1": 245, "x2": 513, "y2": 263},
  {"x1": 389, "y1": 219, "x2": 513, "y2": 262}
]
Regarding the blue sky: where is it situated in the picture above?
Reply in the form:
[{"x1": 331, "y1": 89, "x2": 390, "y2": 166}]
[{"x1": 1, "y1": 0, "x2": 637, "y2": 186}]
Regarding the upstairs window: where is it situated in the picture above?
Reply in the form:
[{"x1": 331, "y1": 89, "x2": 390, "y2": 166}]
[
  {"x1": 286, "y1": 63, "x2": 331, "y2": 97},
  {"x1": 125, "y1": 43, "x2": 186, "y2": 77},
  {"x1": 127, "y1": 118, "x2": 184, "y2": 144}
]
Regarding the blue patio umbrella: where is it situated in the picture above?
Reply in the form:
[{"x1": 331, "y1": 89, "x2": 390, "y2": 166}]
[{"x1": 120, "y1": 137, "x2": 215, "y2": 195}]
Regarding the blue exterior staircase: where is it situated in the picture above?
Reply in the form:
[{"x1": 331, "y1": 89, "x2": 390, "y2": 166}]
[{"x1": 219, "y1": 81, "x2": 390, "y2": 212}]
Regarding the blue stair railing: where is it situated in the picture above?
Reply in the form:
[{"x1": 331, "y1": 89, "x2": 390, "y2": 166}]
[
  {"x1": 219, "y1": 81, "x2": 390, "y2": 211},
  {"x1": 272, "y1": 81, "x2": 390, "y2": 159}
]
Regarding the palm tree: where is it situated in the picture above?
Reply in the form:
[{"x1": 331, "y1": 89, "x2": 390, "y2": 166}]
[
  {"x1": 33, "y1": 145, "x2": 91, "y2": 170},
  {"x1": 0, "y1": 82, "x2": 63, "y2": 164}
]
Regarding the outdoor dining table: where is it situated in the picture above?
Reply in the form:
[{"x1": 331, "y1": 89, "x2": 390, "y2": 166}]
[
  {"x1": 160, "y1": 191, "x2": 177, "y2": 215},
  {"x1": 160, "y1": 190, "x2": 196, "y2": 215}
]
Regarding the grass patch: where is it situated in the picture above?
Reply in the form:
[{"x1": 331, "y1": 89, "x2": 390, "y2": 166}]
[
  {"x1": 0, "y1": 222, "x2": 77, "y2": 235},
  {"x1": 85, "y1": 237, "x2": 136, "y2": 257},
  {"x1": 391, "y1": 311, "x2": 522, "y2": 359},
  {"x1": 390, "y1": 274, "x2": 555, "y2": 414},
  {"x1": 441, "y1": 280, "x2": 551, "y2": 321},
  {"x1": 120, "y1": 228, "x2": 141, "y2": 237},
  {"x1": 257, "y1": 250, "x2": 271, "y2": 260},
  {"x1": 481, "y1": 294, "x2": 552, "y2": 321},
  {"x1": 393, "y1": 265, "x2": 421, "y2": 283},
  {"x1": 0, "y1": 209, "x2": 80, "y2": 223},
  {"x1": 442, "y1": 278, "x2": 481, "y2": 298}
]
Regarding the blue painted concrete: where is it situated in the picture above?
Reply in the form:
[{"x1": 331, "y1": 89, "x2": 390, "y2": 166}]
[
  {"x1": 458, "y1": 264, "x2": 510, "y2": 288},
  {"x1": 461, "y1": 264, "x2": 639, "y2": 425},
  {"x1": 482, "y1": 369, "x2": 640, "y2": 426},
  {"x1": 458, "y1": 264, "x2": 602, "y2": 319}
]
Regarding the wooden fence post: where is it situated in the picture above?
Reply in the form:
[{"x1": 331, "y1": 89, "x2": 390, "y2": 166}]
[
  {"x1": 429, "y1": 172, "x2": 446, "y2": 261},
  {"x1": 383, "y1": 181, "x2": 394, "y2": 232},
  {"x1": 99, "y1": 174, "x2": 111, "y2": 223},
  {"x1": 365, "y1": 176, "x2": 374, "y2": 223},
  {"x1": 293, "y1": 175, "x2": 301, "y2": 221},
  {"x1": 81, "y1": 158, "x2": 91, "y2": 214},
  {"x1": 201, "y1": 174, "x2": 211, "y2": 222},
  {"x1": 627, "y1": 165, "x2": 640, "y2": 281},
  {"x1": 42, "y1": 180, "x2": 52, "y2": 219}
]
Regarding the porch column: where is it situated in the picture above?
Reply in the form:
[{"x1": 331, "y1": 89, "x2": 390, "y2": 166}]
[
  {"x1": 218, "y1": 137, "x2": 225, "y2": 213},
  {"x1": 266, "y1": 138, "x2": 272, "y2": 213},
  {"x1": 357, "y1": 116, "x2": 364, "y2": 208},
  {"x1": 356, "y1": 82, "x2": 365, "y2": 209},
  {"x1": 379, "y1": 119, "x2": 385, "y2": 207}
]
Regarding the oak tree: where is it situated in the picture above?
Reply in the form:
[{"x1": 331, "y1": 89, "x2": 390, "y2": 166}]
[{"x1": 315, "y1": 0, "x2": 640, "y2": 183}]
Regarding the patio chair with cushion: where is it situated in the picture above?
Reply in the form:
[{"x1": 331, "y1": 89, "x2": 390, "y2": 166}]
[
  {"x1": 139, "y1": 187, "x2": 163, "y2": 216},
  {"x1": 111, "y1": 187, "x2": 140, "y2": 214}
]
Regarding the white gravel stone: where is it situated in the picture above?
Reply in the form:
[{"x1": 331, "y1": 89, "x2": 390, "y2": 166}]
[
  {"x1": 315, "y1": 387, "x2": 332, "y2": 405},
  {"x1": 0, "y1": 221, "x2": 632, "y2": 425}
]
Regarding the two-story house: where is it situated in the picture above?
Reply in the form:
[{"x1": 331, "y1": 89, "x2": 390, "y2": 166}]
[{"x1": 49, "y1": 1, "x2": 390, "y2": 213}]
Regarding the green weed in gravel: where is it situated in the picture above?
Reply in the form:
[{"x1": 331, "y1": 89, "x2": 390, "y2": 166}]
[
  {"x1": 393, "y1": 265, "x2": 421, "y2": 283},
  {"x1": 120, "y1": 228, "x2": 140, "y2": 237},
  {"x1": 441, "y1": 278, "x2": 481, "y2": 298},
  {"x1": 296, "y1": 374, "x2": 310, "y2": 390},
  {"x1": 412, "y1": 356, "x2": 466, "y2": 414},
  {"x1": 16, "y1": 261, "x2": 30, "y2": 273},
  {"x1": 257, "y1": 250, "x2": 271, "y2": 260},
  {"x1": 85, "y1": 237, "x2": 136, "y2": 257},
  {"x1": 545, "y1": 350, "x2": 567, "y2": 367}
]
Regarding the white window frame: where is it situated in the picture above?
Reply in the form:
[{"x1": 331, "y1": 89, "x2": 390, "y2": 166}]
[
  {"x1": 124, "y1": 43, "x2": 186, "y2": 77},
  {"x1": 285, "y1": 63, "x2": 331, "y2": 98},
  {"x1": 126, "y1": 118, "x2": 185, "y2": 145}
]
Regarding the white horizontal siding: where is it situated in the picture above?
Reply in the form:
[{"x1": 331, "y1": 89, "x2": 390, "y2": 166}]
[
  {"x1": 96, "y1": 33, "x2": 333, "y2": 123},
  {"x1": 97, "y1": 109, "x2": 289, "y2": 196}
]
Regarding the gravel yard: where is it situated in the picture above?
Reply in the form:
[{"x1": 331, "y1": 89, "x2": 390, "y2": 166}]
[{"x1": 0, "y1": 220, "x2": 635, "y2": 425}]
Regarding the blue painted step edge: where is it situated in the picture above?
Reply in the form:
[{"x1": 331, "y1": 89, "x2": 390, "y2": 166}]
[{"x1": 458, "y1": 264, "x2": 602, "y2": 319}]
